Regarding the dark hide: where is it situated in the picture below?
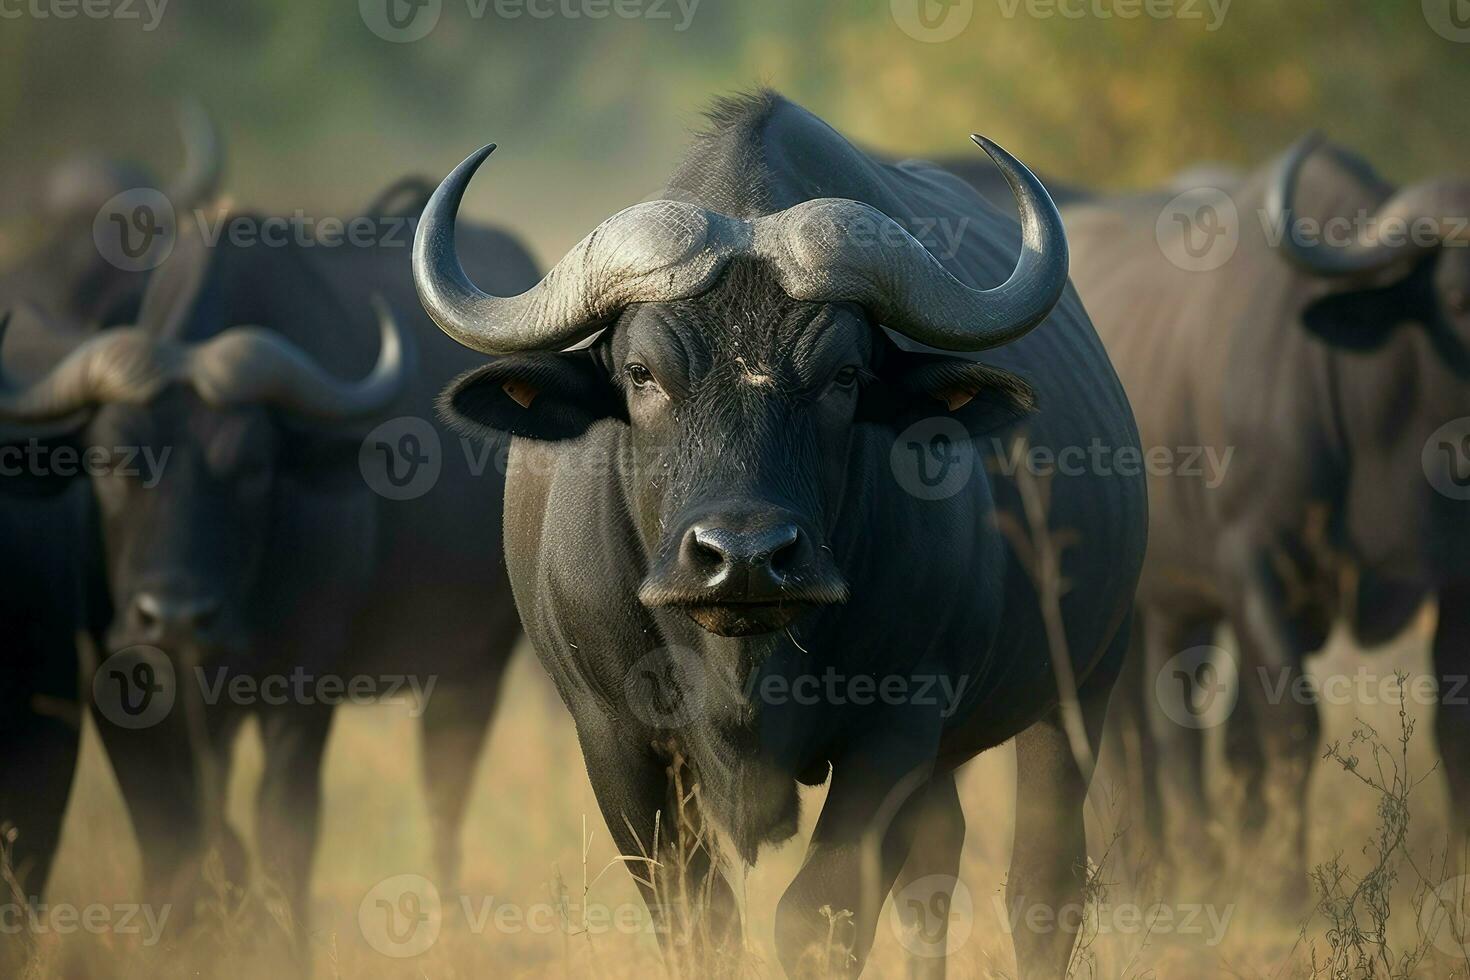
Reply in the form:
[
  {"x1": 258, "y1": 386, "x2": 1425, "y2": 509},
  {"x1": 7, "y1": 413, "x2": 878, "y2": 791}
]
[{"x1": 441, "y1": 92, "x2": 1145, "y2": 977}]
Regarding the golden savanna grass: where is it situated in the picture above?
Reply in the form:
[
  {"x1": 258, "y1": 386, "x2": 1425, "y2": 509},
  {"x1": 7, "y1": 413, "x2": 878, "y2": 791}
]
[{"x1": 12, "y1": 611, "x2": 1470, "y2": 978}]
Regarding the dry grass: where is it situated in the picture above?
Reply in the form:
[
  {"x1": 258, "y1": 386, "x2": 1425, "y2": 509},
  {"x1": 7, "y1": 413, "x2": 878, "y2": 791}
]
[{"x1": 13, "y1": 615, "x2": 1468, "y2": 978}]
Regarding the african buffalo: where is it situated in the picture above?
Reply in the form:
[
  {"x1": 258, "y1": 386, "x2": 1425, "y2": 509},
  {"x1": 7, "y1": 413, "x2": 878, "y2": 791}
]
[
  {"x1": 1047, "y1": 137, "x2": 1470, "y2": 902},
  {"x1": 0, "y1": 107, "x2": 222, "y2": 910},
  {"x1": 1, "y1": 102, "x2": 222, "y2": 326},
  {"x1": 0, "y1": 187, "x2": 537, "y2": 943},
  {"x1": 413, "y1": 92, "x2": 1146, "y2": 978}
]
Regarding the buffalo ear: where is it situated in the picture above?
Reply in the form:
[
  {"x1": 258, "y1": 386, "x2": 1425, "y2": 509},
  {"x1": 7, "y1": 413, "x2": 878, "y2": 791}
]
[
  {"x1": 1299, "y1": 257, "x2": 1433, "y2": 351},
  {"x1": 861, "y1": 350, "x2": 1037, "y2": 436},
  {"x1": 438, "y1": 351, "x2": 624, "y2": 443}
]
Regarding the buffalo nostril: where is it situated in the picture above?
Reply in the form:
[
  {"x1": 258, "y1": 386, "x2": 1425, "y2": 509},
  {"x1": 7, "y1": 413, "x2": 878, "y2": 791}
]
[
  {"x1": 645, "y1": 513, "x2": 847, "y2": 618},
  {"x1": 689, "y1": 523, "x2": 802, "y2": 573},
  {"x1": 689, "y1": 529, "x2": 730, "y2": 571},
  {"x1": 767, "y1": 527, "x2": 803, "y2": 573},
  {"x1": 133, "y1": 593, "x2": 163, "y2": 632},
  {"x1": 131, "y1": 593, "x2": 221, "y2": 634}
]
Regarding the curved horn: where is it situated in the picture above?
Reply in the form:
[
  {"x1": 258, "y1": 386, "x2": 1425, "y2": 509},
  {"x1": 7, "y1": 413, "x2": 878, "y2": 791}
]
[
  {"x1": 168, "y1": 98, "x2": 224, "y2": 208},
  {"x1": 0, "y1": 298, "x2": 406, "y2": 423},
  {"x1": 416, "y1": 136, "x2": 1068, "y2": 355},
  {"x1": 1268, "y1": 133, "x2": 1470, "y2": 279},
  {"x1": 757, "y1": 135, "x2": 1069, "y2": 351},
  {"x1": 188, "y1": 295, "x2": 408, "y2": 420},
  {"x1": 414, "y1": 144, "x2": 732, "y2": 354},
  {"x1": 0, "y1": 309, "x2": 164, "y2": 422}
]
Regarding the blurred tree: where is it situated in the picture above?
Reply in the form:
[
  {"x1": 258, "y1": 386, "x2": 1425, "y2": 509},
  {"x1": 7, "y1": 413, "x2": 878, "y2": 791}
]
[{"x1": 2, "y1": 0, "x2": 1466, "y2": 229}]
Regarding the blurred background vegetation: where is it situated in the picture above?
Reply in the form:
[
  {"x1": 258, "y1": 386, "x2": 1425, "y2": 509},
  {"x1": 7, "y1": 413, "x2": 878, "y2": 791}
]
[
  {"x1": 1, "y1": 0, "x2": 1467, "y2": 258},
  {"x1": 6, "y1": 5, "x2": 1469, "y2": 975}
]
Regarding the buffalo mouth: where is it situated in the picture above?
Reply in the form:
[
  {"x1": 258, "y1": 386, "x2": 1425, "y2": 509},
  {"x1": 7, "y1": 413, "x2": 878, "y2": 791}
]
[
  {"x1": 640, "y1": 581, "x2": 850, "y2": 637},
  {"x1": 682, "y1": 599, "x2": 810, "y2": 637},
  {"x1": 638, "y1": 511, "x2": 850, "y2": 636}
]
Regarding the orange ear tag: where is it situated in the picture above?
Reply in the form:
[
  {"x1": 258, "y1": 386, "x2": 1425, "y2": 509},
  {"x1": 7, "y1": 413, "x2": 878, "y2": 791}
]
[
  {"x1": 936, "y1": 388, "x2": 976, "y2": 412},
  {"x1": 502, "y1": 380, "x2": 540, "y2": 409}
]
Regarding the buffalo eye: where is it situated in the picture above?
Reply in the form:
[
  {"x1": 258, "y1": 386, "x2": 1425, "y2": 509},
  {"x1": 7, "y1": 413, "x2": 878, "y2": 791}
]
[
  {"x1": 626, "y1": 363, "x2": 657, "y2": 390},
  {"x1": 833, "y1": 365, "x2": 860, "y2": 388}
]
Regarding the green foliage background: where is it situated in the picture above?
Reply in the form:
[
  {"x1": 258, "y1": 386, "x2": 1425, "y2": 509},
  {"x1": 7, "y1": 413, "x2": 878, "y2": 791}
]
[{"x1": 2, "y1": 0, "x2": 1466, "y2": 254}]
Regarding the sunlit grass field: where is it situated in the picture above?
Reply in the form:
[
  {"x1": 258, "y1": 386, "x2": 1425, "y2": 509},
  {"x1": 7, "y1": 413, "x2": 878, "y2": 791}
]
[{"x1": 20, "y1": 610, "x2": 1469, "y2": 978}]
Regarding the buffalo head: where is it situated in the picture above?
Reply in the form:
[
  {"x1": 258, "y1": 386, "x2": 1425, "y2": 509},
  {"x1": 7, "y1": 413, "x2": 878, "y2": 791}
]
[
  {"x1": 416, "y1": 139, "x2": 1060, "y2": 637},
  {"x1": 42, "y1": 100, "x2": 223, "y2": 222},
  {"x1": 0, "y1": 239, "x2": 406, "y2": 661},
  {"x1": 1268, "y1": 133, "x2": 1470, "y2": 376}
]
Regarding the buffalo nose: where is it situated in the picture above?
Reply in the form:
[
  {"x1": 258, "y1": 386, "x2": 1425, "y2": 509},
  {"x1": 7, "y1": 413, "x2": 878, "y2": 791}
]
[
  {"x1": 132, "y1": 592, "x2": 221, "y2": 639},
  {"x1": 683, "y1": 521, "x2": 805, "y2": 592}
]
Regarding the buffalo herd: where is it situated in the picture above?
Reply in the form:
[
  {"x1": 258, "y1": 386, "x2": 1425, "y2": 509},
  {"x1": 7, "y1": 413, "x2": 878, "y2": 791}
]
[{"x1": 2, "y1": 90, "x2": 1467, "y2": 977}]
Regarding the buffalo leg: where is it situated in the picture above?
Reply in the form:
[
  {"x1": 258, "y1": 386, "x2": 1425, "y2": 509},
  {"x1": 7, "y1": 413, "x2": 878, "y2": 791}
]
[
  {"x1": 253, "y1": 703, "x2": 334, "y2": 950},
  {"x1": 0, "y1": 685, "x2": 78, "y2": 900},
  {"x1": 574, "y1": 711, "x2": 742, "y2": 962},
  {"x1": 1225, "y1": 570, "x2": 1318, "y2": 909},
  {"x1": 773, "y1": 713, "x2": 944, "y2": 978},
  {"x1": 0, "y1": 580, "x2": 85, "y2": 905},
  {"x1": 1141, "y1": 613, "x2": 1223, "y2": 885},
  {"x1": 417, "y1": 638, "x2": 514, "y2": 895},
  {"x1": 1005, "y1": 648, "x2": 1115, "y2": 980},
  {"x1": 889, "y1": 772, "x2": 966, "y2": 980},
  {"x1": 1102, "y1": 614, "x2": 1161, "y2": 881},
  {"x1": 1220, "y1": 659, "x2": 1266, "y2": 838},
  {"x1": 0, "y1": 702, "x2": 76, "y2": 976},
  {"x1": 0, "y1": 512, "x2": 82, "y2": 914},
  {"x1": 1435, "y1": 584, "x2": 1470, "y2": 863},
  {"x1": 90, "y1": 659, "x2": 236, "y2": 919}
]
